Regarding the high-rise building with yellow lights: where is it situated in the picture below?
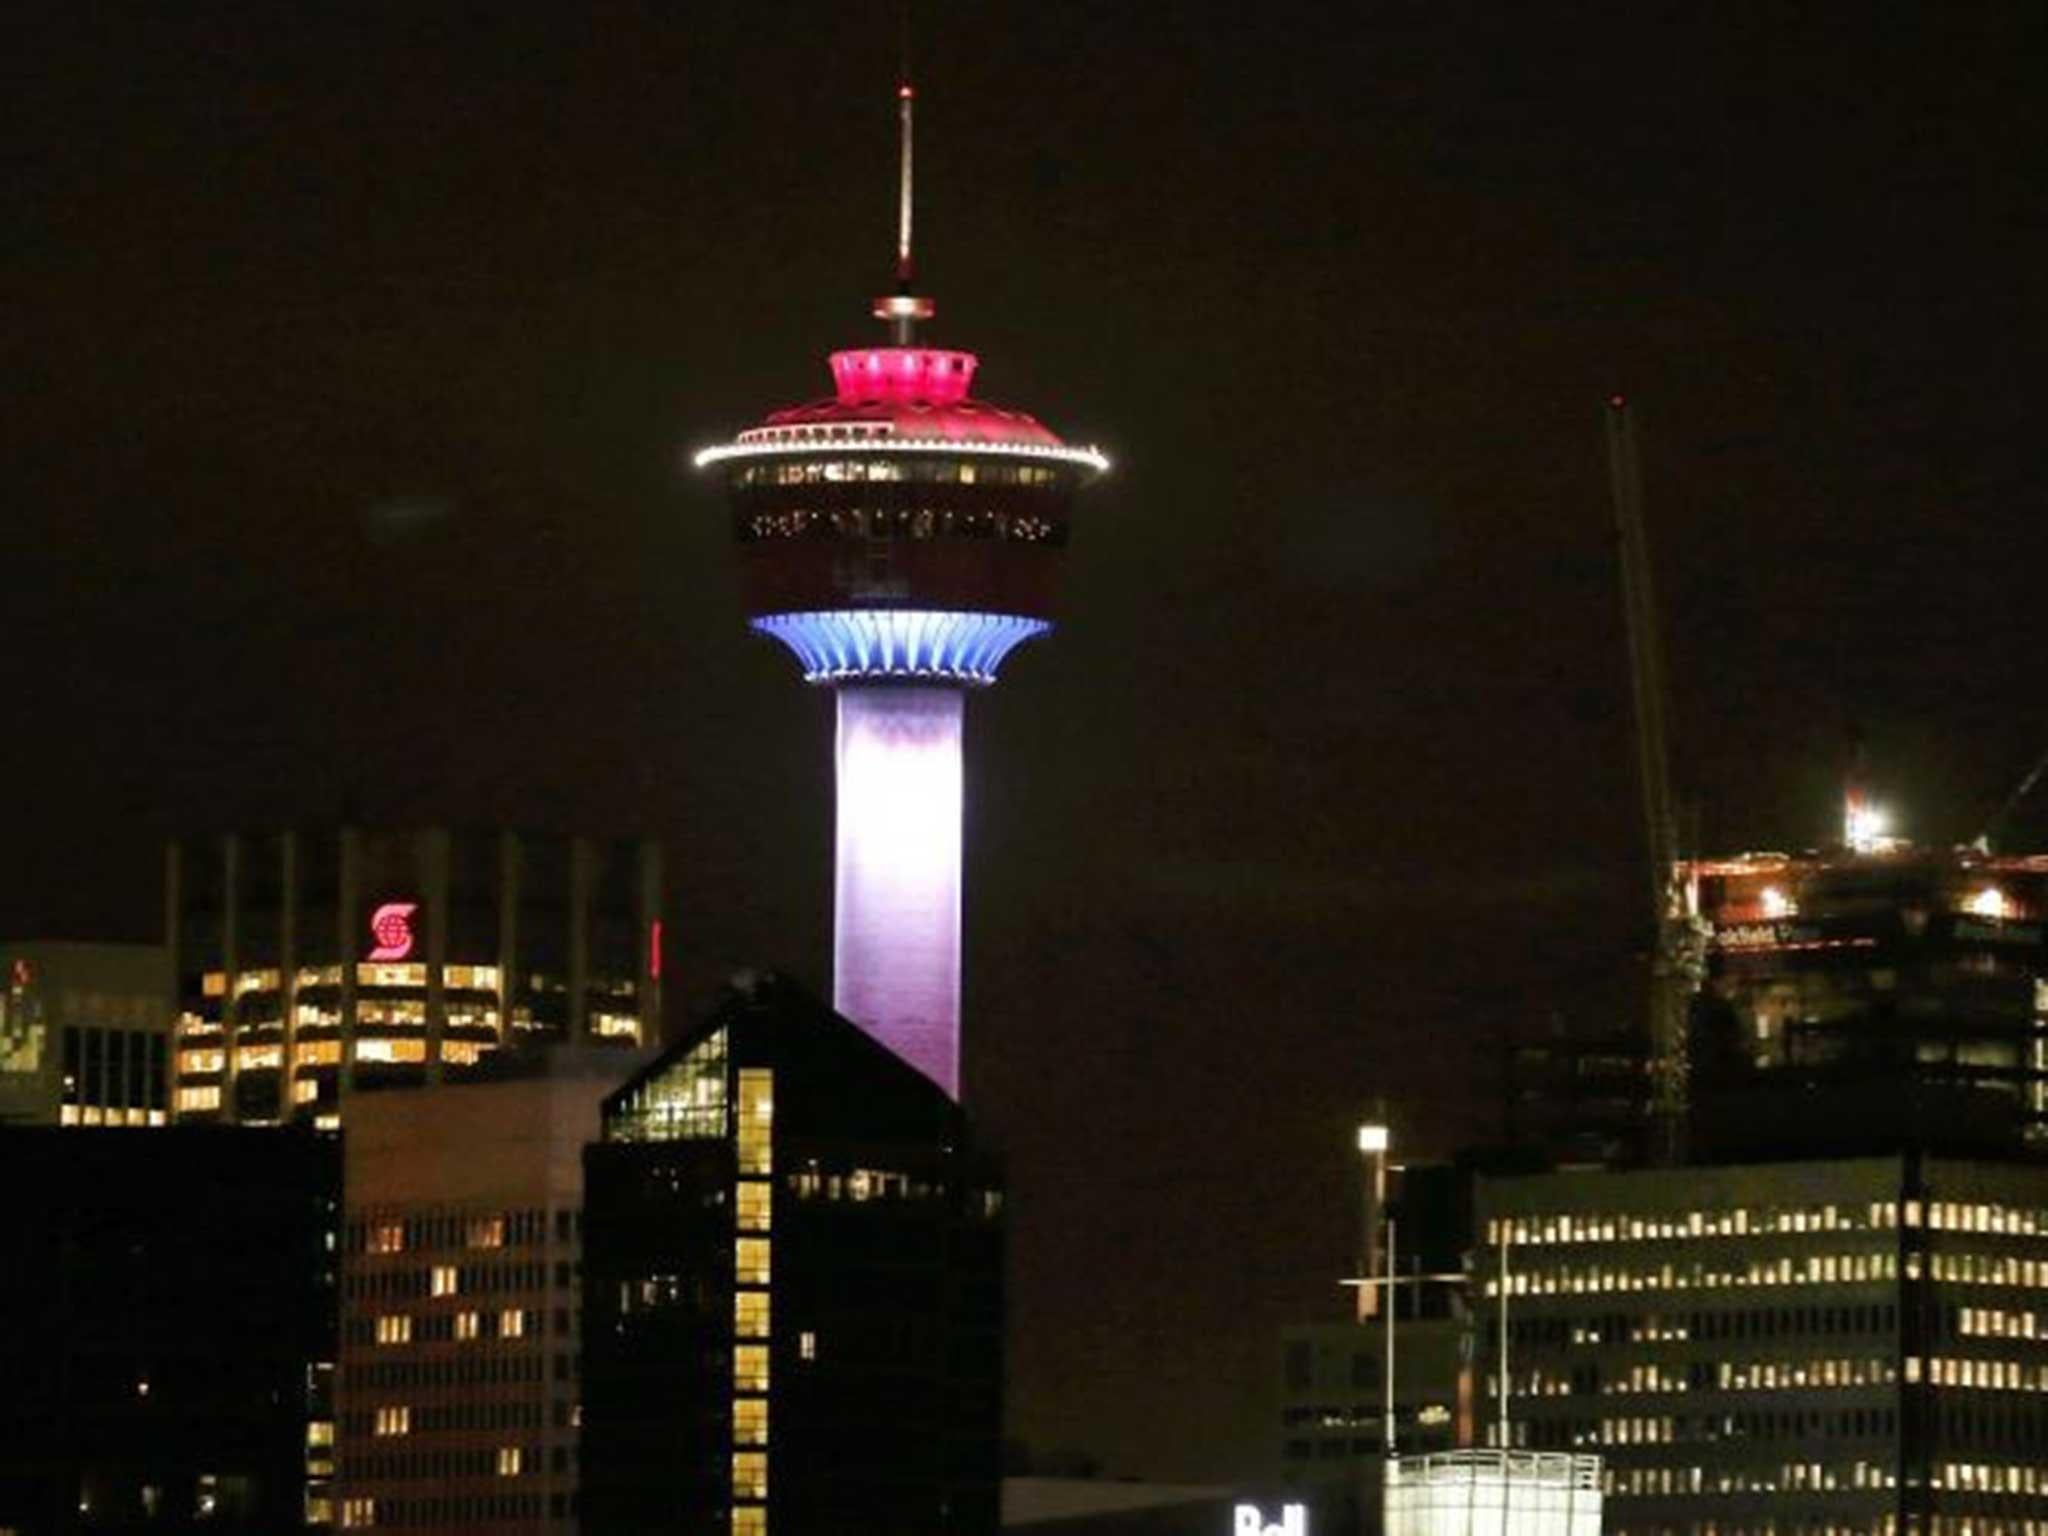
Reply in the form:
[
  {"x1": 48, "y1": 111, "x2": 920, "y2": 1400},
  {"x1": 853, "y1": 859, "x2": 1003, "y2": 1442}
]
[
  {"x1": 333, "y1": 1046, "x2": 646, "y2": 1535},
  {"x1": 167, "y1": 828, "x2": 661, "y2": 1126},
  {"x1": 1479, "y1": 1154, "x2": 2048, "y2": 1536},
  {"x1": 579, "y1": 971, "x2": 1004, "y2": 1536}
]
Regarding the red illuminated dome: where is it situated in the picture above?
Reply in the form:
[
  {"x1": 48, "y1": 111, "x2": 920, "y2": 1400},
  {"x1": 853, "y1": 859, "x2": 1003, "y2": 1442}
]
[{"x1": 748, "y1": 348, "x2": 1063, "y2": 448}]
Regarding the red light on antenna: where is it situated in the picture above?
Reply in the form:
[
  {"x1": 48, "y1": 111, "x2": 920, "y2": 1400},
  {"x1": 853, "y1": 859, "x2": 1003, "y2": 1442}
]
[
  {"x1": 1609, "y1": 394, "x2": 1627, "y2": 408},
  {"x1": 899, "y1": 84, "x2": 914, "y2": 100},
  {"x1": 649, "y1": 920, "x2": 663, "y2": 980}
]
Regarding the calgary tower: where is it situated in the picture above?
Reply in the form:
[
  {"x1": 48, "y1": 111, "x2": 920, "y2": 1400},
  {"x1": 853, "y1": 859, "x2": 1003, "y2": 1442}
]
[{"x1": 694, "y1": 81, "x2": 1108, "y2": 1098}]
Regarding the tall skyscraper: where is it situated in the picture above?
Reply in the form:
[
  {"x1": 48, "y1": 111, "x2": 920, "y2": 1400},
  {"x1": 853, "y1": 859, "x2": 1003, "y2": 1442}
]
[{"x1": 693, "y1": 84, "x2": 1108, "y2": 1097}]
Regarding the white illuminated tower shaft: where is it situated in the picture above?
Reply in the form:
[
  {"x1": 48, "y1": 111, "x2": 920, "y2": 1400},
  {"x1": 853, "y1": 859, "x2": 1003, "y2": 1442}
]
[{"x1": 833, "y1": 685, "x2": 964, "y2": 1097}]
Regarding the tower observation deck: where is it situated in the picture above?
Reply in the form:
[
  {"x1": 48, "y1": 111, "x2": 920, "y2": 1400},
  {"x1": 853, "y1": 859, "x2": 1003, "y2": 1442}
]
[{"x1": 691, "y1": 83, "x2": 1108, "y2": 1097}]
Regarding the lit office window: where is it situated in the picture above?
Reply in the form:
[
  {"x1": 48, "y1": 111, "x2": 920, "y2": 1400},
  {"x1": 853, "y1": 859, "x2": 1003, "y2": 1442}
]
[
  {"x1": 737, "y1": 1182, "x2": 772, "y2": 1232},
  {"x1": 735, "y1": 1291, "x2": 770, "y2": 1339},
  {"x1": 374, "y1": 1405, "x2": 410, "y2": 1437},
  {"x1": 733, "y1": 1346, "x2": 768, "y2": 1392},
  {"x1": 737, "y1": 1070, "x2": 774, "y2": 1175},
  {"x1": 732, "y1": 1508, "x2": 766, "y2": 1536},
  {"x1": 500, "y1": 1309, "x2": 526, "y2": 1339},
  {"x1": 354, "y1": 1038, "x2": 428, "y2": 1064},
  {"x1": 736, "y1": 1239, "x2": 771, "y2": 1286},
  {"x1": 732, "y1": 1452, "x2": 767, "y2": 1500},
  {"x1": 468, "y1": 1217, "x2": 505, "y2": 1249},
  {"x1": 175, "y1": 1086, "x2": 221, "y2": 1112},
  {"x1": 497, "y1": 1446, "x2": 523, "y2": 1477},
  {"x1": 371, "y1": 1223, "x2": 405, "y2": 1255},
  {"x1": 734, "y1": 1398, "x2": 768, "y2": 1446},
  {"x1": 431, "y1": 1266, "x2": 458, "y2": 1297},
  {"x1": 456, "y1": 1311, "x2": 481, "y2": 1341},
  {"x1": 375, "y1": 1315, "x2": 412, "y2": 1345},
  {"x1": 357, "y1": 963, "x2": 427, "y2": 988},
  {"x1": 590, "y1": 1013, "x2": 641, "y2": 1041}
]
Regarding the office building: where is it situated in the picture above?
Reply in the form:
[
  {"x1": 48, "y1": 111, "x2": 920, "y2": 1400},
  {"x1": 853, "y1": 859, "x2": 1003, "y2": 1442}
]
[
  {"x1": 168, "y1": 828, "x2": 661, "y2": 1126},
  {"x1": 0, "y1": 940, "x2": 171, "y2": 1127},
  {"x1": 1480, "y1": 1154, "x2": 2048, "y2": 1536},
  {"x1": 691, "y1": 84, "x2": 1109, "y2": 1096},
  {"x1": 0, "y1": 1125, "x2": 339, "y2": 1531},
  {"x1": 580, "y1": 971, "x2": 1005, "y2": 1536},
  {"x1": 332, "y1": 1046, "x2": 647, "y2": 1535}
]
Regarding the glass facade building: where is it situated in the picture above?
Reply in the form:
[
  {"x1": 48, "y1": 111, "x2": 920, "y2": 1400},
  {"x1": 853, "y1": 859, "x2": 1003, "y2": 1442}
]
[{"x1": 580, "y1": 972, "x2": 1005, "y2": 1536}]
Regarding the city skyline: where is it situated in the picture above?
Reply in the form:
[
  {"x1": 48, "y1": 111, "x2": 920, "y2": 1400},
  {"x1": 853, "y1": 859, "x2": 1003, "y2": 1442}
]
[{"x1": 9, "y1": 2, "x2": 2044, "y2": 1481}]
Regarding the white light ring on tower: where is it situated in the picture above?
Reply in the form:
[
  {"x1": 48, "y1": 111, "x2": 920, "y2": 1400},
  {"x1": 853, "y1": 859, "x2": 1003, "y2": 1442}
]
[
  {"x1": 693, "y1": 436, "x2": 1110, "y2": 475},
  {"x1": 751, "y1": 610, "x2": 1053, "y2": 685}
]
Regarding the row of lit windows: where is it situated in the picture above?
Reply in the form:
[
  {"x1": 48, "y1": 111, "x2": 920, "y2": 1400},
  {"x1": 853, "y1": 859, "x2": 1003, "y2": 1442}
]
[
  {"x1": 209, "y1": 964, "x2": 495, "y2": 997},
  {"x1": 1494, "y1": 1199, "x2": 2048, "y2": 1249},
  {"x1": 1512, "y1": 1355, "x2": 1896, "y2": 1398},
  {"x1": 1911, "y1": 1355, "x2": 2048, "y2": 1392},
  {"x1": 1939, "y1": 1463, "x2": 2048, "y2": 1494},
  {"x1": 177, "y1": 1037, "x2": 502, "y2": 1081},
  {"x1": 740, "y1": 506, "x2": 1061, "y2": 544},
  {"x1": 1960, "y1": 1305, "x2": 2045, "y2": 1338},
  {"x1": 57, "y1": 1105, "x2": 167, "y2": 1126},
  {"x1": 1490, "y1": 1203, "x2": 1895, "y2": 1247},
  {"x1": 1497, "y1": 1250, "x2": 1895, "y2": 1297},
  {"x1": 356, "y1": 1209, "x2": 566, "y2": 1256},
  {"x1": 365, "y1": 1308, "x2": 530, "y2": 1344},
  {"x1": 735, "y1": 458, "x2": 1062, "y2": 488},
  {"x1": 1922, "y1": 1250, "x2": 2048, "y2": 1288},
  {"x1": 339, "y1": 1493, "x2": 551, "y2": 1529},
  {"x1": 1606, "y1": 1461, "x2": 1896, "y2": 1498},
  {"x1": 344, "y1": 1261, "x2": 554, "y2": 1301},
  {"x1": 343, "y1": 1401, "x2": 540, "y2": 1436}
]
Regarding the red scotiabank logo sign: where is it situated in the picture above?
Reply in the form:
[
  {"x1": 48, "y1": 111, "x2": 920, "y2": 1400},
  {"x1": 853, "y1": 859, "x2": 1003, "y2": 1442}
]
[{"x1": 367, "y1": 902, "x2": 418, "y2": 961}]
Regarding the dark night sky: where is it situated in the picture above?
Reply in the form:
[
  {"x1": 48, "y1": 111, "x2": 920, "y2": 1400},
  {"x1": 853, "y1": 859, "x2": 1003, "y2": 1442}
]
[{"x1": 9, "y1": 2, "x2": 2045, "y2": 1476}]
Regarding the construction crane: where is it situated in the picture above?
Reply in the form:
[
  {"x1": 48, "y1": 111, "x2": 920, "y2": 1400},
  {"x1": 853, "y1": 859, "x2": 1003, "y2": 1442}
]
[{"x1": 1605, "y1": 397, "x2": 1701, "y2": 1166}]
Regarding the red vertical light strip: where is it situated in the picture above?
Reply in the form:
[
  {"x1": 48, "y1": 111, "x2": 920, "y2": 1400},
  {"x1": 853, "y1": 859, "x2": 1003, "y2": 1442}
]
[{"x1": 649, "y1": 920, "x2": 663, "y2": 980}]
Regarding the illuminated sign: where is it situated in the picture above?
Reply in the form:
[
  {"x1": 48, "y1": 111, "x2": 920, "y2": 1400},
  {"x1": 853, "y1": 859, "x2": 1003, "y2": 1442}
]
[
  {"x1": 367, "y1": 902, "x2": 419, "y2": 962},
  {"x1": 1234, "y1": 1505, "x2": 1305, "y2": 1536}
]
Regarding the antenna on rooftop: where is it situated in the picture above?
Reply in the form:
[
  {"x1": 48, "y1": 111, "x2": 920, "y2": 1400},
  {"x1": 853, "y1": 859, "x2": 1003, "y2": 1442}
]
[{"x1": 875, "y1": 8, "x2": 935, "y2": 344}]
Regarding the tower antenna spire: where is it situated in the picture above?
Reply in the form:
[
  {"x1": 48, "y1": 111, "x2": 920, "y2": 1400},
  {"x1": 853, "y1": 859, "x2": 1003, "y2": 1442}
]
[{"x1": 873, "y1": 14, "x2": 935, "y2": 343}]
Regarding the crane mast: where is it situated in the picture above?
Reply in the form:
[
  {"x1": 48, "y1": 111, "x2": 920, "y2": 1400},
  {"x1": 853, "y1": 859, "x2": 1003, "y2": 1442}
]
[{"x1": 1605, "y1": 397, "x2": 1695, "y2": 1165}]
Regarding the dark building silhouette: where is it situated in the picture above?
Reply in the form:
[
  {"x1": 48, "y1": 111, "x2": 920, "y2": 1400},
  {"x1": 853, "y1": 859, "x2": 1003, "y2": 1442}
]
[
  {"x1": 579, "y1": 973, "x2": 1004, "y2": 1536},
  {"x1": 0, "y1": 1126, "x2": 339, "y2": 1532}
]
